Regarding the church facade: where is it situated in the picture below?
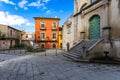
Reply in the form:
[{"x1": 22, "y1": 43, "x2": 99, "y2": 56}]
[{"x1": 63, "y1": 0, "x2": 120, "y2": 60}]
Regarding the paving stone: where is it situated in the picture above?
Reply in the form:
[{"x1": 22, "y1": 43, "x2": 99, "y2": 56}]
[{"x1": 0, "y1": 50, "x2": 120, "y2": 80}]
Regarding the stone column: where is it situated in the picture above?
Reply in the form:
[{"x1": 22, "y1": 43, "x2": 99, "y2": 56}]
[
  {"x1": 81, "y1": 11, "x2": 86, "y2": 40},
  {"x1": 103, "y1": 0, "x2": 111, "y2": 41},
  {"x1": 74, "y1": 0, "x2": 78, "y2": 13},
  {"x1": 103, "y1": 0, "x2": 111, "y2": 57},
  {"x1": 102, "y1": 27, "x2": 111, "y2": 43},
  {"x1": 104, "y1": 0, "x2": 109, "y2": 28}
]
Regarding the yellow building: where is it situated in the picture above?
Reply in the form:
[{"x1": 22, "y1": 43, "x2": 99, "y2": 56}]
[{"x1": 58, "y1": 27, "x2": 62, "y2": 49}]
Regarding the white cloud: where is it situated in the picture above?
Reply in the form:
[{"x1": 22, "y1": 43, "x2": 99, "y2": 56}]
[
  {"x1": 17, "y1": 0, "x2": 51, "y2": 10},
  {"x1": 43, "y1": 6, "x2": 47, "y2": 9},
  {"x1": 18, "y1": 0, "x2": 28, "y2": 10},
  {"x1": 28, "y1": 0, "x2": 44, "y2": 7},
  {"x1": 0, "y1": 11, "x2": 33, "y2": 27},
  {"x1": 43, "y1": 0, "x2": 50, "y2": 3},
  {"x1": 45, "y1": 10, "x2": 56, "y2": 15},
  {"x1": 0, "y1": 0, "x2": 15, "y2": 5},
  {"x1": 46, "y1": 10, "x2": 51, "y2": 14}
]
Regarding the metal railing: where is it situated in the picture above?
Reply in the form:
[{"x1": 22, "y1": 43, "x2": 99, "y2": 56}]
[
  {"x1": 0, "y1": 33, "x2": 20, "y2": 39},
  {"x1": 0, "y1": 48, "x2": 63, "y2": 56}
]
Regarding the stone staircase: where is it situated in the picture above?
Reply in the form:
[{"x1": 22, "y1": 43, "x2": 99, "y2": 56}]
[{"x1": 63, "y1": 40, "x2": 99, "y2": 62}]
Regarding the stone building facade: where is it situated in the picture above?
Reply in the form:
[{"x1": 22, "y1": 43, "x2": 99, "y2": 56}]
[
  {"x1": 34, "y1": 17, "x2": 60, "y2": 48},
  {"x1": 62, "y1": 15, "x2": 75, "y2": 51},
  {"x1": 63, "y1": 0, "x2": 120, "y2": 59},
  {"x1": 0, "y1": 24, "x2": 21, "y2": 49},
  {"x1": 58, "y1": 27, "x2": 62, "y2": 49},
  {"x1": 75, "y1": 0, "x2": 120, "y2": 59},
  {"x1": 21, "y1": 32, "x2": 35, "y2": 47}
]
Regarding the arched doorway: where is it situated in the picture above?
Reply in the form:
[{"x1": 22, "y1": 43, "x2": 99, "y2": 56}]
[
  {"x1": 89, "y1": 15, "x2": 100, "y2": 40},
  {"x1": 52, "y1": 44, "x2": 56, "y2": 48},
  {"x1": 41, "y1": 44, "x2": 45, "y2": 48}
]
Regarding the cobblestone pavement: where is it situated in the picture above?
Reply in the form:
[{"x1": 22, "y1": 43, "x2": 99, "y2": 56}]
[{"x1": 0, "y1": 49, "x2": 120, "y2": 80}]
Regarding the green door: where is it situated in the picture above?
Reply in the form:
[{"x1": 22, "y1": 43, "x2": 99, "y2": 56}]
[{"x1": 89, "y1": 15, "x2": 100, "y2": 40}]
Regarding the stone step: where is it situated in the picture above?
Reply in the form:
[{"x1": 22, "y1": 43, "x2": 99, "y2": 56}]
[
  {"x1": 63, "y1": 40, "x2": 99, "y2": 62},
  {"x1": 62, "y1": 53, "x2": 82, "y2": 62}
]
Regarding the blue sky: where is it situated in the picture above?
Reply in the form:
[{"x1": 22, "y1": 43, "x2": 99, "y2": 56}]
[{"x1": 0, "y1": 0, "x2": 73, "y2": 32}]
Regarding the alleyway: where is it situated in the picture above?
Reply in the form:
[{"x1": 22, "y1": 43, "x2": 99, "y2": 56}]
[{"x1": 0, "y1": 50, "x2": 120, "y2": 80}]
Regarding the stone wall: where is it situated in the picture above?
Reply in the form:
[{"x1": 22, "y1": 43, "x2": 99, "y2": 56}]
[
  {"x1": 0, "y1": 40, "x2": 15, "y2": 49},
  {"x1": 21, "y1": 40, "x2": 34, "y2": 47},
  {"x1": 0, "y1": 24, "x2": 8, "y2": 33},
  {"x1": 114, "y1": 40, "x2": 120, "y2": 58},
  {"x1": 74, "y1": 0, "x2": 90, "y2": 13},
  {"x1": 110, "y1": 0, "x2": 120, "y2": 39},
  {"x1": 62, "y1": 16, "x2": 74, "y2": 51},
  {"x1": 73, "y1": 0, "x2": 120, "y2": 59}
]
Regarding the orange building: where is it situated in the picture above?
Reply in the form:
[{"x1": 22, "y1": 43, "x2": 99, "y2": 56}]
[{"x1": 34, "y1": 17, "x2": 60, "y2": 48}]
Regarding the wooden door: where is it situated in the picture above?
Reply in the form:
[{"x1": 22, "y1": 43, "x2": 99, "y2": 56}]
[{"x1": 89, "y1": 15, "x2": 100, "y2": 40}]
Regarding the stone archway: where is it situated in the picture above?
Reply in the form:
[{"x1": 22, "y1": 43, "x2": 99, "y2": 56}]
[{"x1": 89, "y1": 15, "x2": 100, "y2": 40}]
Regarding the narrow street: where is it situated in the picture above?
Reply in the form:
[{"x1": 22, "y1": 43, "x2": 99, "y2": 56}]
[{"x1": 0, "y1": 50, "x2": 120, "y2": 80}]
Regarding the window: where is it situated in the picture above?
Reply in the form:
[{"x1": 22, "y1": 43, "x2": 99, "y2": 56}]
[
  {"x1": 52, "y1": 44, "x2": 56, "y2": 48},
  {"x1": 67, "y1": 24, "x2": 71, "y2": 34},
  {"x1": 10, "y1": 30, "x2": 12, "y2": 36},
  {"x1": 40, "y1": 32, "x2": 45, "y2": 39},
  {"x1": 91, "y1": 0, "x2": 97, "y2": 3},
  {"x1": 40, "y1": 21, "x2": 45, "y2": 29},
  {"x1": 52, "y1": 22, "x2": 57, "y2": 29},
  {"x1": 52, "y1": 32, "x2": 56, "y2": 40}
]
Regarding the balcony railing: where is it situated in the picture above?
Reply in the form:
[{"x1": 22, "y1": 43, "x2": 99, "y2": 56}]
[
  {"x1": 52, "y1": 28, "x2": 57, "y2": 30},
  {"x1": 40, "y1": 27, "x2": 46, "y2": 30},
  {"x1": 37, "y1": 39, "x2": 58, "y2": 42},
  {"x1": 0, "y1": 33, "x2": 20, "y2": 39}
]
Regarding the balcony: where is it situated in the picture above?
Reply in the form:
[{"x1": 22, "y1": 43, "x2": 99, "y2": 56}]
[
  {"x1": 0, "y1": 33, "x2": 19, "y2": 39},
  {"x1": 40, "y1": 26, "x2": 46, "y2": 30},
  {"x1": 40, "y1": 28, "x2": 46, "y2": 30},
  {"x1": 52, "y1": 28, "x2": 57, "y2": 30},
  {"x1": 37, "y1": 39, "x2": 58, "y2": 42}
]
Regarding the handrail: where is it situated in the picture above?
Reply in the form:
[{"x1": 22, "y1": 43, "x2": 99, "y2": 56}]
[
  {"x1": 86, "y1": 39, "x2": 103, "y2": 53},
  {"x1": 69, "y1": 40, "x2": 84, "y2": 51}
]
